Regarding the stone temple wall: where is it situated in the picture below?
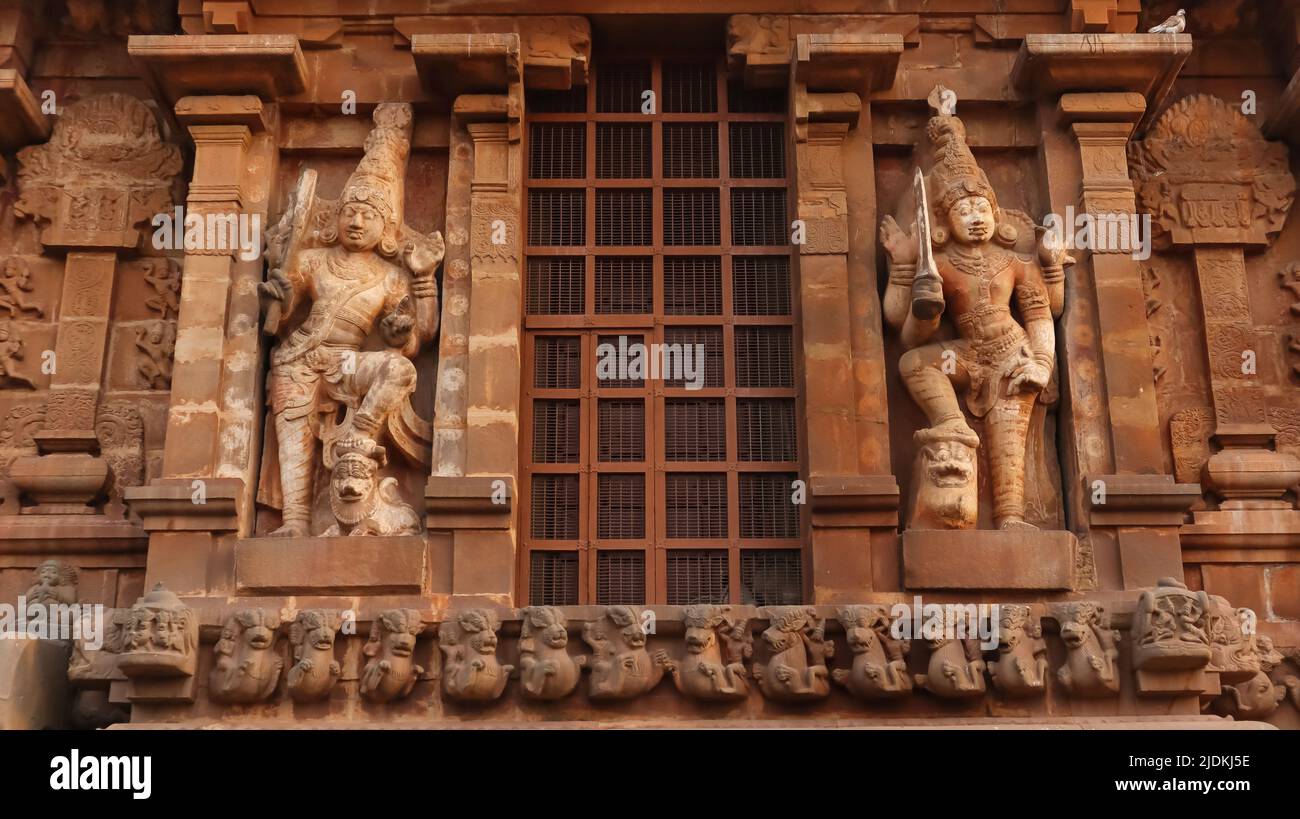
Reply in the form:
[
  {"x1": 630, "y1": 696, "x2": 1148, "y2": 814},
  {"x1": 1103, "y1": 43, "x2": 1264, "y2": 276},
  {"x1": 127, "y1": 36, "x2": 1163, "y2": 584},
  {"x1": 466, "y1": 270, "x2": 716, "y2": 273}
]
[{"x1": 0, "y1": 0, "x2": 1298, "y2": 729}]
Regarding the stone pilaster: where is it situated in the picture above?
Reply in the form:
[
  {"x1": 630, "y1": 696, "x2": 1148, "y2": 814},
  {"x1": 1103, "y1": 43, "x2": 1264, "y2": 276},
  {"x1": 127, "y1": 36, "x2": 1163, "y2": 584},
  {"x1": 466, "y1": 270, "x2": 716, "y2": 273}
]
[
  {"x1": 729, "y1": 23, "x2": 904, "y2": 600},
  {"x1": 414, "y1": 33, "x2": 525, "y2": 602}
]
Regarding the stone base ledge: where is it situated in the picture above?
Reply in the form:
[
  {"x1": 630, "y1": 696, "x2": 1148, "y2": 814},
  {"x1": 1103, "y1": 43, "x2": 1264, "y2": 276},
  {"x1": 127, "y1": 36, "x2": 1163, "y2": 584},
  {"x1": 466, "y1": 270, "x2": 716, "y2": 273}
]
[
  {"x1": 1086, "y1": 473, "x2": 1202, "y2": 526},
  {"x1": 234, "y1": 535, "x2": 426, "y2": 595},
  {"x1": 425, "y1": 474, "x2": 513, "y2": 530},
  {"x1": 111, "y1": 715, "x2": 1274, "y2": 730},
  {"x1": 124, "y1": 478, "x2": 243, "y2": 532},
  {"x1": 903, "y1": 529, "x2": 1077, "y2": 590}
]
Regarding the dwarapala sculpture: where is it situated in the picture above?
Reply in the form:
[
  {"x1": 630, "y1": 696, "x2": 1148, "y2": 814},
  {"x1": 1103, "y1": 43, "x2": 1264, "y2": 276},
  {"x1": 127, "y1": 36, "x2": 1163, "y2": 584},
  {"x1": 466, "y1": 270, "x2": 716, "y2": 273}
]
[
  {"x1": 880, "y1": 86, "x2": 1071, "y2": 531},
  {"x1": 257, "y1": 103, "x2": 442, "y2": 537}
]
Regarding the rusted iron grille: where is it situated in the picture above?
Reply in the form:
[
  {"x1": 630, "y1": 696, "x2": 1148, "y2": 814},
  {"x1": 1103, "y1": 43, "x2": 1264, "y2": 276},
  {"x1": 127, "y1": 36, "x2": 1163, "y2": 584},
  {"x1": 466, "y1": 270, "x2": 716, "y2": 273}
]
[{"x1": 521, "y1": 56, "x2": 804, "y2": 605}]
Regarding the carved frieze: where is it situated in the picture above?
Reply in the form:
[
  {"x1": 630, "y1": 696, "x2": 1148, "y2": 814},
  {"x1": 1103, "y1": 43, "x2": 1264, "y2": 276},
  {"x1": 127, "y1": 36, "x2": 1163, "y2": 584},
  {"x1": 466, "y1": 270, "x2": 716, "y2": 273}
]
[
  {"x1": 987, "y1": 604, "x2": 1048, "y2": 697},
  {"x1": 1131, "y1": 578, "x2": 1211, "y2": 671},
  {"x1": 582, "y1": 606, "x2": 667, "y2": 700},
  {"x1": 1055, "y1": 602, "x2": 1120, "y2": 697},
  {"x1": 752, "y1": 606, "x2": 833, "y2": 702}
]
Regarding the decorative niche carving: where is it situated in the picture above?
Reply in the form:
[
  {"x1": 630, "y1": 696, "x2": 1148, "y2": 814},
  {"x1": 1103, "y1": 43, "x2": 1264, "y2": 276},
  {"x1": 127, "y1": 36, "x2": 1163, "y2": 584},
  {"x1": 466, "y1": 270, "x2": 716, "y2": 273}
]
[
  {"x1": 256, "y1": 103, "x2": 442, "y2": 538},
  {"x1": 881, "y1": 86, "x2": 1071, "y2": 532}
]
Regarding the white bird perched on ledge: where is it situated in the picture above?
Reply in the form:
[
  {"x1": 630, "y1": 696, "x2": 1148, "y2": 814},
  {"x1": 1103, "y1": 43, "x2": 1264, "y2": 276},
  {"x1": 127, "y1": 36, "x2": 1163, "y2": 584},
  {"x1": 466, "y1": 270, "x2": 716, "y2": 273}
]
[{"x1": 1148, "y1": 9, "x2": 1186, "y2": 34}]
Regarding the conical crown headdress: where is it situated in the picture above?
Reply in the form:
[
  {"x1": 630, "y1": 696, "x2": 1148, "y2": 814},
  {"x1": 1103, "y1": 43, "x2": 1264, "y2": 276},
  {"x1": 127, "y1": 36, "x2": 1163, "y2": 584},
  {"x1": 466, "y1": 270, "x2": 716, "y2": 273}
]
[
  {"x1": 340, "y1": 103, "x2": 413, "y2": 231},
  {"x1": 924, "y1": 85, "x2": 997, "y2": 218}
]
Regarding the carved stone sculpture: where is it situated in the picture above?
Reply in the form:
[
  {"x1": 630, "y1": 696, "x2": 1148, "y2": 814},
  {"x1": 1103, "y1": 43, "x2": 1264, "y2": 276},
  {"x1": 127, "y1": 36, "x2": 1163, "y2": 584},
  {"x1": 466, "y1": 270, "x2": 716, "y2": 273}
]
[
  {"x1": 752, "y1": 606, "x2": 833, "y2": 702},
  {"x1": 1132, "y1": 577, "x2": 1211, "y2": 671},
  {"x1": 582, "y1": 606, "x2": 667, "y2": 700},
  {"x1": 881, "y1": 86, "x2": 1071, "y2": 531},
  {"x1": 662, "y1": 605, "x2": 751, "y2": 702},
  {"x1": 257, "y1": 102, "x2": 443, "y2": 537},
  {"x1": 0, "y1": 257, "x2": 44, "y2": 318},
  {"x1": 987, "y1": 604, "x2": 1047, "y2": 697},
  {"x1": 831, "y1": 605, "x2": 912, "y2": 699},
  {"x1": 25, "y1": 560, "x2": 78, "y2": 606},
  {"x1": 914, "y1": 609, "x2": 986, "y2": 699},
  {"x1": 0, "y1": 323, "x2": 35, "y2": 389},
  {"x1": 908, "y1": 427, "x2": 978, "y2": 530},
  {"x1": 1056, "y1": 602, "x2": 1120, "y2": 697},
  {"x1": 286, "y1": 609, "x2": 342, "y2": 704},
  {"x1": 1214, "y1": 635, "x2": 1285, "y2": 720},
  {"x1": 209, "y1": 609, "x2": 284, "y2": 704},
  {"x1": 139, "y1": 257, "x2": 180, "y2": 319},
  {"x1": 116, "y1": 583, "x2": 198, "y2": 678},
  {"x1": 360, "y1": 608, "x2": 424, "y2": 703},
  {"x1": 321, "y1": 437, "x2": 421, "y2": 537},
  {"x1": 134, "y1": 319, "x2": 175, "y2": 390},
  {"x1": 1206, "y1": 596, "x2": 1261, "y2": 683},
  {"x1": 517, "y1": 606, "x2": 585, "y2": 701},
  {"x1": 438, "y1": 609, "x2": 513, "y2": 702}
]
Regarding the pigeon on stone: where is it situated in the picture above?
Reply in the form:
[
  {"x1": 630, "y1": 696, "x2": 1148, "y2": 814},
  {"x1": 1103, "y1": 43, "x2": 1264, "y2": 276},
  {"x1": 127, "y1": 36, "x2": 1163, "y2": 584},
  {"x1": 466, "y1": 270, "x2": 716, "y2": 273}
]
[{"x1": 1148, "y1": 9, "x2": 1186, "y2": 34}]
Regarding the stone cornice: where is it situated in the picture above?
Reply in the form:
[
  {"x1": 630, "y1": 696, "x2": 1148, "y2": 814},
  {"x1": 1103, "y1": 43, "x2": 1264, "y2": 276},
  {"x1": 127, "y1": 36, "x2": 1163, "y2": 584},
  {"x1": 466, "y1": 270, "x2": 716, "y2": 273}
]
[{"x1": 128, "y1": 34, "x2": 308, "y2": 104}]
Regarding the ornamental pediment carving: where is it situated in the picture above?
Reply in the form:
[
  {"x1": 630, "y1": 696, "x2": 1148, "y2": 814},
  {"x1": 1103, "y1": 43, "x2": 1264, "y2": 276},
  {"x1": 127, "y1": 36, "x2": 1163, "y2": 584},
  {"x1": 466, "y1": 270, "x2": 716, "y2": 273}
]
[{"x1": 1129, "y1": 94, "x2": 1294, "y2": 247}]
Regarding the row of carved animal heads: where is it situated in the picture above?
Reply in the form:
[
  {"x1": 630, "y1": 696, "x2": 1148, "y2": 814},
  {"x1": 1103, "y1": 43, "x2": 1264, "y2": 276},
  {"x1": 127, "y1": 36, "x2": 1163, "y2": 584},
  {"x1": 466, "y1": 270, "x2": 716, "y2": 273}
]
[{"x1": 197, "y1": 599, "x2": 1300, "y2": 713}]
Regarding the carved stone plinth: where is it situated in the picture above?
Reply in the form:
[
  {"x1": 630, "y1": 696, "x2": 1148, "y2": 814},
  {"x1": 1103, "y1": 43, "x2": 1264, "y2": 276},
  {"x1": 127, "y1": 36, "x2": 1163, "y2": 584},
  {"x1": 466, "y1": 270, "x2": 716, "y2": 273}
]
[
  {"x1": 902, "y1": 530, "x2": 1077, "y2": 590},
  {"x1": 234, "y1": 536, "x2": 426, "y2": 595}
]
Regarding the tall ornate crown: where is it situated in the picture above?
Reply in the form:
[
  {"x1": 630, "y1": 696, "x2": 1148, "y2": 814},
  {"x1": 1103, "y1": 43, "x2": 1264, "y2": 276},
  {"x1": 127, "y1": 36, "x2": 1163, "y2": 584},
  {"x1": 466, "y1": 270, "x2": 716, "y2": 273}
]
[
  {"x1": 339, "y1": 103, "x2": 413, "y2": 230},
  {"x1": 924, "y1": 85, "x2": 997, "y2": 218}
]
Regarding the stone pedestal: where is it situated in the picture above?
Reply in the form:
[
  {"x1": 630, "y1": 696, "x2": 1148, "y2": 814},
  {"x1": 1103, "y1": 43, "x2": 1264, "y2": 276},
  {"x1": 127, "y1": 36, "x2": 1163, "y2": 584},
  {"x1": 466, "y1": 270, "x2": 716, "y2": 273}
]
[
  {"x1": 234, "y1": 536, "x2": 427, "y2": 595},
  {"x1": 902, "y1": 530, "x2": 1077, "y2": 590}
]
